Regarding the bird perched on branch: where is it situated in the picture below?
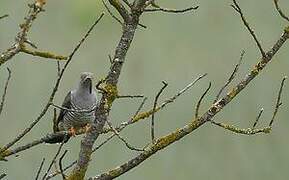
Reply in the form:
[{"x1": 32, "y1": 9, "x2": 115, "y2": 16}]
[{"x1": 46, "y1": 72, "x2": 97, "y2": 144}]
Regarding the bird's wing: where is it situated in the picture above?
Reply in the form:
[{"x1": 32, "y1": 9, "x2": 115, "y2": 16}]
[{"x1": 53, "y1": 91, "x2": 72, "y2": 133}]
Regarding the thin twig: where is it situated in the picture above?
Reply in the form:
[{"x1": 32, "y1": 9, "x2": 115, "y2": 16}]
[
  {"x1": 145, "y1": 5, "x2": 199, "y2": 13},
  {"x1": 50, "y1": 103, "x2": 97, "y2": 113},
  {"x1": 105, "y1": 74, "x2": 207, "y2": 133},
  {"x1": 211, "y1": 76, "x2": 287, "y2": 134},
  {"x1": 133, "y1": 97, "x2": 147, "y2": 118},
  {"x1": 117, "y1": 95, "x2": 144, "y2": 98},
  {"x1": 108, "y1": 54, "x2": 113, "y2": 64},
  {"x1": 0, "y1": 68, "x2": 12, "y2": 116},
  {"x1": 94, "y1": 97, "x2": 148, "y2": 151},
  {"x1": 57, "y1": 61, "x2": 61, "y2": 77},
  {"x1": 1, "y1": 74, "x2": 205, "y2": 159},
  {"x1": 106, "y1": 119, "x2": 144, "y2": 151},
  {"x1": 231, "y1": 0, "x2": 266, "y2": 58},
  {"x1": 252, "y1": 108, "x2": 264, "y2": 129},
  {"x1": 214, "y1": 50, "x2": 245, "y2": 103},
  {"x1": 211, "y1": 120, "x2": 271, "y2": 135},
  {"x1": 269, "y1": 76, "x2": 287, "y2": 126},
  {"x1": 108, "y1": 0, "x2": 130, "y2": 21},
  {"x1": 273, "y1": 0, "x2": 289, "y2": 22},
  {"x1": 94, "y1": 97, "x2": 148, "y2": 153},
  {"x1": 0, "y1": 13, "x2": 104, "y2": 154},
  {"x1": 35, "y1": 158, "x2": 45, "y2": 180},
  {"x1": 0, "y1": 14, "x2": 8, "y2": 20},
  {"x1": 0, "y1": 174, "x2": 6, "y2": 180},
  {"x1": 59, "y1": 150, "x2": 68, "y2": 180},
  {"x1": 195, "y1": 82, "x2": 211, "y2": 119},
  {"x1": 102, "y1": 0, "x2": 123, "y2": 25},
  {"x1": 0, "y1": 2, "x2": 44, "y2": 66},
  {"x1": 41, "y1": 143, "x2": 64, "y2": 180},
  {"x1": 20, "y1": 47, "x2": 67, "y2": 60},
  {"x1": 46, "y1": 161, "x2": 77, "y2": 179},
  {"x1": 24, "y1": 39, "x2": 38, "y2": 49},
  {"x1": 151, "y1": 81, "x2": 168, "y2": 142}
]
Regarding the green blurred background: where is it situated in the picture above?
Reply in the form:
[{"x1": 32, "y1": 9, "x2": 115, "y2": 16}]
[{"x1": 1, "y1": 0, "x2": 289, "y2": 179}]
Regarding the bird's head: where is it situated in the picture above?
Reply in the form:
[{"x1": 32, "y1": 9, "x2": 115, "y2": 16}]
[{"x1": 80, "y1": 72, "x2": 93, "y2": 93}]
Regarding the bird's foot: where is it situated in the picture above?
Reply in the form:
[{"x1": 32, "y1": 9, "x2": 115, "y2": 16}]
[
  {"x1": 68, "y1": 127, "x2": 77, "y2": 137},
  {"x1": 85, "y1": 123, "x2": 92, "y2": 133}
]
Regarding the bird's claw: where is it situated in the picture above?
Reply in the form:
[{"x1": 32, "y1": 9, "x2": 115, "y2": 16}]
[
  {"x1": 68, "y1": 127, "x2": 77, "y2": 137},
  {"x1": 85, "y1": 124, "x2": 92, "y2": 133}
]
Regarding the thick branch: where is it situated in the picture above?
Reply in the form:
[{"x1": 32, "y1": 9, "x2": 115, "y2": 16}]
[
  {"x1": 90, "y1": 27, "x2": 289, "y2": 180},
  {"x1": 0, "y1": 2, "x2": 44, "y2": 66},
  {"x1": 67, "y1": 9, "x2": 141, "y2": 180}
]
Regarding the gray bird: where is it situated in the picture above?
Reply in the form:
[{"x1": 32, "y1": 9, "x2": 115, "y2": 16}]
[{"x1": 47, "y1": 72, "x2": 97, "y2": 143}]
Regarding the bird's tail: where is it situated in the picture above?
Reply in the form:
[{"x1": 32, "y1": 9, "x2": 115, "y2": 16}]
[
  {"x1": 45, "y1": 108, "x2": 70, "y2": 144},
  {"x1": 44, "y1": 133, "x2": 70, "y2": 144}
]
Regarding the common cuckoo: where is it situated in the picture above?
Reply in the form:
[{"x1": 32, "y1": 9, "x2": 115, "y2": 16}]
[{"x1": 47, "y1": 72, "x2": 97, "y2": 143}]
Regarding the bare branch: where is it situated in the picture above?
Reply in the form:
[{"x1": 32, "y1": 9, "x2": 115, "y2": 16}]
[
  {"x1": 0, "y1": 68, "x2": 12, "y2": 116},
  {"x1": 46, "y1": 161, "x2": 76, "y2": 179},
  {"x1": 252, "y1": 108, "x2": 264, "y2": 129},
  {"x1": 231, "y1": 0, "x2": 266, "y2": 58},
  {"x1": 214, "y1": 50, "x2": 245, "y2": 103},
  {"x1": 0, "y1": 14, "x2": 8, "y2": 20},
  {"x1": 106, "y1": 119, "x2": 143, "y2": 151},
  {"x1": 20, "y1": 47, "x2": 68, "y2": 61},
  {"x1": 151, "y1": 81, "x2": 168, "y2": 142},
  {"x1": 145, "y1": 4, "x2": 199, "y2": 13},
  {"x1": 41, "y1": 143, "x2": 64, "y2": 180},
  {"x1": 211, "y1": 76, "x2": 287, "y2": 134},
  {"x1": 133, "y1": 97, "x2": 147, "y2": 117},
  {"x1": 117, "y1": 94, "x2": 144, "y2": 99},
  {"x1": 59, "y1": 150, "x2": 68, "y2": 180},
  {"x1": 195, "y1": 82, "x2": 211, "y2": 119},
  {"x1": 108, "y1": 0, "x2": 130, "y2": 21},
  {"x1": 0, "y1": 13, "x2": 104, "y2": 155},
  {"x1": 24, "y1": 39, "x2": 38, "y2": 49},
  {"x1": 211, "y1": 121, "x2": 271, "y2": 135},
  {"x1": 111, "y1": 74, "x2": 207, "y2": 132},
  {"x1": 269, "y1": 76, "x2": 287, "y2": 126},
  {"x1": 0, "y1": 174, "x2": 6, "y2": 180},
  {"x1": 57, "y1": 62, "x2": 61, "y2": 77},
  {"x1": 89, "y1": 26, "x2": 289, "y2": 180},
  {"x1": 102, "y1": 0, "x2": 123, "y2": 26},
  {"x1": 35, "y1": 158, "x2": 45, "y2": 180},
  {"x1": 273, "y1": 0, "x2": 289, "y2": 22},
  {"x1": 0, "y1": 2, "x2": 45, "y2": 66}
]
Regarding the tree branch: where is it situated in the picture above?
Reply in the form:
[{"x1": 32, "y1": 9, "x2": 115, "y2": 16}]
[
  {"x1": 231, "y1": 0, "x2": 266, "y2": 58},
  {"x1": 214, "y1": 50, "x2": 245, "y2": 103},
  {"x1": 89, "y1": 26, "x2": 289, "y2": 180},
  {"x1": 151, "y1": 81, "x2": 168, "y2": 142},
  {"x1": 20, "y1": 47, "x2": 67, "y2": 61},
  {"x1": 0, "y1": 14, "x2": 8, "y2": 20},
  {"x1": 0, "y1": 2, "x2": 45, "y2": 66},
  {"x1": 273, "y1": 0, "x2": 289, "y2": 22},
  {"x1": 35, "y1": 158, "x2": 45, "y2": 180},
  {"x1": 0, "y1": 13, "x2": 104, "y2": 157},
  {"x1": 145, "y1": 4, "x2": 199, "y2": 13},
  {"x1": 0, "y1": 68, "x2": 12, "y2": 117}
]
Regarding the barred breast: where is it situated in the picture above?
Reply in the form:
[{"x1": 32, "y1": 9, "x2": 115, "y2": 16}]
[{"x1": 62, "y1": 99, "x2": 95, "y2": 130}]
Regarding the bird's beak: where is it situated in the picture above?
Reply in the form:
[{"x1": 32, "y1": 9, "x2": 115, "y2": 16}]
[
  {"x1": 84, "y1": 77, "x2": 93, "y2": 94},
  {"x1": 89, "y1": 80, "x2": 92, "y2": 94}
]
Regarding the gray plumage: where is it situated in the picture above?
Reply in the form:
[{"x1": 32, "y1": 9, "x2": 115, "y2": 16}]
[{"x1": 48, "y1": 72, "x2": 97, "y2": 144}]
